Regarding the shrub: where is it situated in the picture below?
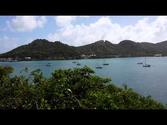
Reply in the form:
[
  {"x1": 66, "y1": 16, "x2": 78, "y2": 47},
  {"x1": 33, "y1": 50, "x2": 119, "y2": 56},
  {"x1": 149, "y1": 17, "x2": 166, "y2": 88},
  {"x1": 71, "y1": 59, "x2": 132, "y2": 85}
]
[{"x1": 0, "y1": 65, "x2": 165, "y2": 109}]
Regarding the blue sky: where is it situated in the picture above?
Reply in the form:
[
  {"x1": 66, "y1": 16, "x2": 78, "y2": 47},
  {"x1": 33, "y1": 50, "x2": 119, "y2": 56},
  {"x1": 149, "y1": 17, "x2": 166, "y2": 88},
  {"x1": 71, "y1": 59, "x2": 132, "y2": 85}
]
[{"x1": 0, "y1": 16, "x2": 166, "y2": 53}]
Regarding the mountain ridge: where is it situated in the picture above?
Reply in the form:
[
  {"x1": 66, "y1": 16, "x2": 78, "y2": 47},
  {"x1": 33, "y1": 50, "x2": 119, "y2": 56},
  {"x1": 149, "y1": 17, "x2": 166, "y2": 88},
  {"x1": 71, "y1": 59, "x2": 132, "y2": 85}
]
[{"x1": 0, "y1": 39, "x2": 167, "y2": 60}]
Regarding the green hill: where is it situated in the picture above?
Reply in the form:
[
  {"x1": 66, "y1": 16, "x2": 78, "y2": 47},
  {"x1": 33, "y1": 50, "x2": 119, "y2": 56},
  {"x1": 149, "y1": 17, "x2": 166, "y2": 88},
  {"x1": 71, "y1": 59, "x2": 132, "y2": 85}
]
[
  {"x1": 1, "y1": 39, "x2": 167, "y2": 60},
  {"x1": 0, "y1": 39, "x2": 80, "y2": 60}
]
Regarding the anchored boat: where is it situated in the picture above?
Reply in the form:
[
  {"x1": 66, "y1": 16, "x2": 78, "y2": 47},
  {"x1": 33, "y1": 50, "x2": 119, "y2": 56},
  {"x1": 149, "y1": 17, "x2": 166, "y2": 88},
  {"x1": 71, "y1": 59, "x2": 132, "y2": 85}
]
[{"x1": 143, "y1": 57, "x2": 151, "y2": 67}]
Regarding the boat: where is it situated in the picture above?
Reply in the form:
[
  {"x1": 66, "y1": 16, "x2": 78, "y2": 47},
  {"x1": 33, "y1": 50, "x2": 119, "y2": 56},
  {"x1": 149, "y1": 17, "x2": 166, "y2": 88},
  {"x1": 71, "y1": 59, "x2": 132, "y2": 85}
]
[
  {"x1": 143, "y1": 64, "x2": 151, "y2": 67},
  {"x1": 137, "y1": 62, "x2": 143, "y2": 64},
  {"x1": 96, "y1": 66, "x2": 103, "y2": 69},
  {"x1": 143, "y1": 57, "x2": 151, "y2": 67},
  {"x1": 72, "y1": 61, "x2": 77, "y2": 63},
  {"x1": 46, "y1": 63, "x2": 51, "y2": 67},
  {"x1": 76, "y1": 63, "x2": 81, "y2": 66},
  {"x1": 102, "y1": 59, "x2": 109, "y2": 66},
  {"x1": 103, "y1": 63, "x2": 109, "y2": 66},
  {"x1": 96, "y1": 64, "x2": 103, "y2": 69},
  {"x1": 46, "y1": 64, "x2": 51, "y2": 67}
]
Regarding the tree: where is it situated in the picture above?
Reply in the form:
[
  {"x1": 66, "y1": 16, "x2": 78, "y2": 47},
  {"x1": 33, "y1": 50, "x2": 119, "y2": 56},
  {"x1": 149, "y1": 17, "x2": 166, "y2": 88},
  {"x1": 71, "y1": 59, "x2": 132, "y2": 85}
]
[{"x1": 0, "y1": 65, "x2": 165, "y2": 109}]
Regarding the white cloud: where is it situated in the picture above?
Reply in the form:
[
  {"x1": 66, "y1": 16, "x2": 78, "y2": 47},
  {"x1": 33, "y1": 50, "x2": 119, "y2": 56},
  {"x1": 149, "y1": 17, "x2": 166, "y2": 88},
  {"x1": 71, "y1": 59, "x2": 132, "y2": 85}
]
[
  {"x1": 8, "y1": 16, "x2": 46, "y2": 32},
  {"x1": 55, "y1": 16, "x2": 77, "y2": 27},
  {"x1": 54, "y1": 16, "x2": 91, "y2": 27},
  {"x1": 48, "y1": 16, "x2": 167, "y2": 46},
  {"x1": 0, "y1": 36, "x2": 20, "y2": 53},
  {"x1": 2, "y1": 16, "x2": 167, "y2": 53}
]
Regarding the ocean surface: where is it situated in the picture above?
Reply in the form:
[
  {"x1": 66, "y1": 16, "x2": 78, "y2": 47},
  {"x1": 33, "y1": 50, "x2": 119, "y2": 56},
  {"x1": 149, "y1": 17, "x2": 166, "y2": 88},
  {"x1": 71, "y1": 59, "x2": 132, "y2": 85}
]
[{"x1": 0, "y1": 57, "x2": 167, "y2": 104}]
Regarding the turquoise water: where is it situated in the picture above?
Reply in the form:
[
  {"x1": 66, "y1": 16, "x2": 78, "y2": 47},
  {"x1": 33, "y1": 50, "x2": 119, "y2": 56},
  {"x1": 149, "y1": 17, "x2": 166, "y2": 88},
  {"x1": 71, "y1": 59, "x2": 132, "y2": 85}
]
[{"x1": 1, "y1": 57, "x2": 167, "y2": 104}]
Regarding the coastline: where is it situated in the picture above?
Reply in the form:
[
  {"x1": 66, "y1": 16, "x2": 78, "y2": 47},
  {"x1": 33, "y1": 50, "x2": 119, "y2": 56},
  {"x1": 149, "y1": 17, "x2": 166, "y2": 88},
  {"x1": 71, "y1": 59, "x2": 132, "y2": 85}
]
[{"x1": 0, "y1": 55, "x2": 165, "y2": 62}]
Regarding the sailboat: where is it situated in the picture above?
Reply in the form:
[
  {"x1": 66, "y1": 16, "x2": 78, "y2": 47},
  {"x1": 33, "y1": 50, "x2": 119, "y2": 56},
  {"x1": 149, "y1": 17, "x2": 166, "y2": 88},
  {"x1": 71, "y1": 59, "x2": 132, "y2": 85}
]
[
  {"x1": 143, "y1": 57, "x2": 151, "y2": 67},
  {"x1": 103, "y1": 59, "x2": 109, "y2": 66}
]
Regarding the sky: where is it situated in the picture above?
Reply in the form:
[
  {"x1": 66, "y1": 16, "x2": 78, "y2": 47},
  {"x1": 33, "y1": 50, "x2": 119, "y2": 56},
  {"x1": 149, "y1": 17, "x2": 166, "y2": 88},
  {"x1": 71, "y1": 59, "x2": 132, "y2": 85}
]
[{"x1": 1, "y1": 16, "x2": 167, "y2": 53}]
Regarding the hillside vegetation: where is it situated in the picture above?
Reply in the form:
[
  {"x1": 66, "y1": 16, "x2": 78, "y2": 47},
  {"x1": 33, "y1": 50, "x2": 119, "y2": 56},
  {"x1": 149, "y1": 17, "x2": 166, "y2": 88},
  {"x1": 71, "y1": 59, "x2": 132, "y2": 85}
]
[
  {"x1": 0, "y1": 65, "x2": 165, "y2": 109},
  {"x1": 1, "y1": 39, "x2": 167, "y2": 60}
]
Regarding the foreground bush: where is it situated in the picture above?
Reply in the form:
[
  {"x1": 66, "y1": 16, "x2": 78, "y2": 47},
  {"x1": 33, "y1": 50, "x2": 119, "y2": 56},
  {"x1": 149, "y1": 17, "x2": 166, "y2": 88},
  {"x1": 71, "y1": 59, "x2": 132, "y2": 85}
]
[{"x1": 0, "y1": 65, "x2": 165, "y2": 109}]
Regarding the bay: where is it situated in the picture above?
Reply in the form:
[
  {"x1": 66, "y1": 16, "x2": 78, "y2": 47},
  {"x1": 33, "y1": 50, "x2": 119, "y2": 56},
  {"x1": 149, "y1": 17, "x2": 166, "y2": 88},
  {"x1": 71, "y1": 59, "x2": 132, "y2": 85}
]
[{"x1": 1, "y1": 57, "x2": 167, "y2": 104}]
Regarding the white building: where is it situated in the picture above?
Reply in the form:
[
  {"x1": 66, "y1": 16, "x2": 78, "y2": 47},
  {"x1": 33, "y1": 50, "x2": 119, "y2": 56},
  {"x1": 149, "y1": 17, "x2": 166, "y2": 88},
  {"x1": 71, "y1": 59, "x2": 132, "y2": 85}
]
[{"x1": 25, "y1": 57, "x2": 31, "y2": 60}]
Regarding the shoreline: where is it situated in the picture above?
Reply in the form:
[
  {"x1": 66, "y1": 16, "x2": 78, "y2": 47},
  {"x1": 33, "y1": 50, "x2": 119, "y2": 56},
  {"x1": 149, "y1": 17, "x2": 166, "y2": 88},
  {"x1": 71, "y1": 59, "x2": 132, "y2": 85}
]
[{"x1": 0, "y1": 56, "x2": 166, "y2": 62}]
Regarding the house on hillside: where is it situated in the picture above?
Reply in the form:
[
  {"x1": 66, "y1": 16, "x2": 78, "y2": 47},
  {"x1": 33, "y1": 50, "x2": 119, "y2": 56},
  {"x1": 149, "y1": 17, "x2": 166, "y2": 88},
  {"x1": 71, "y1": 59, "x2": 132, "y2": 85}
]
[
  {"x1": 25, "y1": 57, "x2": 31, "y2": 60},
  {"x1": 81, "y1": 54, "x2": 96, "y2": 59}
]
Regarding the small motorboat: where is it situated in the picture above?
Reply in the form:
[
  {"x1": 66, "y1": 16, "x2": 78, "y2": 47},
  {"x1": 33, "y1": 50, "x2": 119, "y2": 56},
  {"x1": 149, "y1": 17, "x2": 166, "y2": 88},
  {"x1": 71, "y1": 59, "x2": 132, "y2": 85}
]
[
  {"x1": 103, "y1": 59, "x2": 109, "y2": 66},
  {"x1": 137, "y1": 62, "x2": 143, "y2": 64},
  {"x1": 46, "y1": 63, "x2": 51, "y2": 67},
  {"x1": 96, "y1": 66, "x2": 103, "y2": 69},
  {"x1": 77, "y1": 63, "x2": 81, "y2": 66},
  {"x1": 72, "y1": 61, "x2": 77, "y2": 63},
  {"x1": 143, "y1": 64, "x2": 151, "y2": 67},
  {"x1": 103, "y1": 63, "x2": 109, "y2": 66}
]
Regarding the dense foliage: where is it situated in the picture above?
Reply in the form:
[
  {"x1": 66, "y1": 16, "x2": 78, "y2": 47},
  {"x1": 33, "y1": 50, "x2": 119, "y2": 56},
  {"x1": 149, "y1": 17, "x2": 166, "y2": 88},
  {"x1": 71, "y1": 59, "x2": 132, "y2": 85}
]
[
  {"x1": 1, "y1": 39, "x2": 167, "y2": 60},
  {"x1": 0, "y1": 65, "x2": 165, "y2": 109},
  {"x1": 0, "y1": 39, "x2": 80, "y2": 60}
]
